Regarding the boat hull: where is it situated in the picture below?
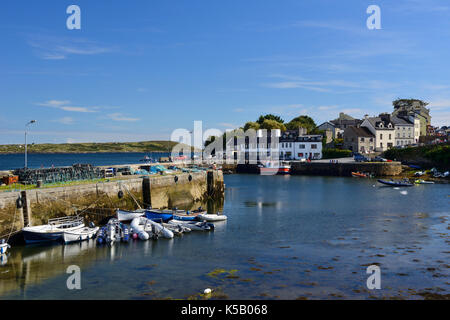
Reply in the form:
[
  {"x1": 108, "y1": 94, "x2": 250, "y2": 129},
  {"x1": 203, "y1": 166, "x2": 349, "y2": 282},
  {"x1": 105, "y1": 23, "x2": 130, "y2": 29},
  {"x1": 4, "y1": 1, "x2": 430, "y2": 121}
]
[
  {"x1": 117, "y1": 209, "x2": 145, "y2": 222},
  {"x1": 377, "y1": 179, "x2": 413, "y2": 187},
  {"x1": 63, "y1": 227, "x2": 99, "y2": 243},
  {"x1": 197, "y1": 213, "x2": 228, "y2": 222},
  {"x1": 22, "y1": 230, "x2": 64, "y2": 244},
  {"x1": 0, "y1": 243, "x2": 10, "y2": 255}
]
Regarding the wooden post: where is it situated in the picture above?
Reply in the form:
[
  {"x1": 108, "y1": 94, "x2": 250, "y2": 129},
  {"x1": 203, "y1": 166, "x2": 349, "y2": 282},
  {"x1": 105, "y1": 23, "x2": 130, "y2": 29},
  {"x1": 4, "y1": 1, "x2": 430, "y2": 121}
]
[
  {"x1": 20, "y1": 190, "x2": 32, "y2": 227},
  {"x1": 142, "y1": 177, "x2": 152, "y2": 208},
  {"x1": 207, "y1": 171, "x2": 214, "y2": 197}
]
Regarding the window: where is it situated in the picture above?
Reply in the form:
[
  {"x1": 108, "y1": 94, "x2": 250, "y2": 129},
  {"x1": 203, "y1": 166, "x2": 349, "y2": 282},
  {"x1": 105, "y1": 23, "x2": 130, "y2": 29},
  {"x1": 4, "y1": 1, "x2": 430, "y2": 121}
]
[
  {"x1": 299, "y1": 144, "x2": 305, "y2": 149},
  {"x1": 298, "y1": 153, "x2": 303, "y2": 157},
  {"x1": 389, "y1": 134, "x2": 391, "y2": 140},
  {"x1": 380, "y1": 134, "x2": 383, "y2": 140},
  {"x1": 311, "y1": 144, "x2": 317, "y2": 149},
  {"x1": 361, "y1": 137, "x2": 365, "y2": 142},
  {"x1": 380, "y1": 142, "x2": 383, "y2": 148}
]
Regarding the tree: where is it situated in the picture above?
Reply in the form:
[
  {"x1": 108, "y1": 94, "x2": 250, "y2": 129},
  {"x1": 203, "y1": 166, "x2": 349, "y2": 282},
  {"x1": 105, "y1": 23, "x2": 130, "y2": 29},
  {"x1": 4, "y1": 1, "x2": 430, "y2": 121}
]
[
  {"x1": 286, "y1": 115, "x2": 317, "y2": 133},
  {"x1": 256, "y1": 114, "x2": 284, "y2": 125},
  {"x1": 260, "y1": 119, "x2": 287, "y2": 131},
  {"x1": 243, "y1": 121, "x2": 260, "y2": 131}
]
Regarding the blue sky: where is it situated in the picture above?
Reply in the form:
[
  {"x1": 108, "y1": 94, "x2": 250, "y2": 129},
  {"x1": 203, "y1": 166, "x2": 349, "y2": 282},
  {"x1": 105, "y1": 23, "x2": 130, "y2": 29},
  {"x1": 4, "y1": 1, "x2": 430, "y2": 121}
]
[{"x1": 1, "y1": 0, "x2": 450, "y2": 144}]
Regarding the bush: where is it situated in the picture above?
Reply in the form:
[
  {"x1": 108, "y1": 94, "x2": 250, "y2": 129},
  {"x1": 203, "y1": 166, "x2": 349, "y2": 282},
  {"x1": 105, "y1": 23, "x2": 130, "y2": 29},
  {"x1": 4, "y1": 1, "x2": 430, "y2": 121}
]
[{"x1": 322, "y1": 148, "x2": 352, "y2": 159}]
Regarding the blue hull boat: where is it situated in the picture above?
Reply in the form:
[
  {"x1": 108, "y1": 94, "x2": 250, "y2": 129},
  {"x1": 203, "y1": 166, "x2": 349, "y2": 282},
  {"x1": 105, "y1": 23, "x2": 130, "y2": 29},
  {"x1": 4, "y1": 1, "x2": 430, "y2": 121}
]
[
  {"x1": 145, "y1": 210, "x2": 174, "y2": 222},
  {"x1": 377, "y1": 179, "x2": 413, "y2": 187}
]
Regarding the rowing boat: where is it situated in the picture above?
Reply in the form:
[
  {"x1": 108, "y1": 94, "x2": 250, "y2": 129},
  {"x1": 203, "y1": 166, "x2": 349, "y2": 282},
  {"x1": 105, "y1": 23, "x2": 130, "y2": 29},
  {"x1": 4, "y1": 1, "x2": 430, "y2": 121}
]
[
  {"x1": 197, "y1": 213, "x2": 228, "y2": 222},
  {"x1": 63, "y1": 226, "x2": 99, "y2": 243}
]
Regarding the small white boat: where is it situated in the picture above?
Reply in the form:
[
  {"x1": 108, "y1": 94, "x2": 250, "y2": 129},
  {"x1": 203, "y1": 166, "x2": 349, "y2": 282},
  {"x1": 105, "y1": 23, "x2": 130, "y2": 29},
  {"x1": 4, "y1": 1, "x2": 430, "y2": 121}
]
[
  {"x1": 22, "y1": 216, "x2": 85, "y2": 244},
  {"x1": 106, "y1": 218, "x2": 123, "y2": 243},
  {"x1": 63, "y1": 226, "x2": 99, "y2": 243},
  {"x1": 0, "y1": 240, "x2": 10, "y2": 254},
  {"x1": 197, "y1": 213, "x2": 228, "y2": 222},
  {"x1": 116, "y1": 209, "x2": 145, "y2": 222},
  {"x1": 131, "y1": 217, "x2": 174, "y2": 239},
  {"x1": 167, "y1": 220, "x2": 214, "y2": 231}
]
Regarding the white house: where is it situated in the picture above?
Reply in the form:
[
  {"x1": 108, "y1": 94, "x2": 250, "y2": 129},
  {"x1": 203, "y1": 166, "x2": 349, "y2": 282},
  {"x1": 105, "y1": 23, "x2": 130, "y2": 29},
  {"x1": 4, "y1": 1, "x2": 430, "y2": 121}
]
[
  {"x1": 390, "y1": 115, "x2": 415, "y2": 146},
  {"x1": 361, "y1": 114, "x2": 395, "y2": 151},
  {"x1": 279, "y1": 130, "x2": 322, "y2": 160}
]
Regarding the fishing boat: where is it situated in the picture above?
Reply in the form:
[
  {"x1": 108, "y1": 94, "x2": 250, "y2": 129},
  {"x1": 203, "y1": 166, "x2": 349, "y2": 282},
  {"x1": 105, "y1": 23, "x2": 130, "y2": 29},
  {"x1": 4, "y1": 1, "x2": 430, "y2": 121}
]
[
  {"x1": 351, "y1": 172, "x2": 367, "y2": 178},
  {"x1": 63, "y1": 224, "x2": 99, "y2": 244},
  {"x1": 0, "y1": 240, "x2": 10, "y2": 254},
  {"x1": 197, "y1": 213, "x2": 228, "y2": 222},
  {"x1": 414, "y1": 179, "x2": 435, "y2": 185},
  {"x1": 106, "y1": 218, "x2": 124, "y2": 243},
  {"x1": 22, "y1": 216, "x2": 85, "y2": 244},
  {"x1": 116, "y1": 209, "x2": 145, "y2": 222},
  {"x1": 167, "y1": 220, "x2": 214, "y2": 231},
  {"x1": 259, "y1": 161, "x2": 290, "y2": 175},
  {"x1": 377, "y1": 179, "x2": 413, "y2": 187},
  {"x1": 131, "y1": 217, "x2": 174, "y2": 239}
]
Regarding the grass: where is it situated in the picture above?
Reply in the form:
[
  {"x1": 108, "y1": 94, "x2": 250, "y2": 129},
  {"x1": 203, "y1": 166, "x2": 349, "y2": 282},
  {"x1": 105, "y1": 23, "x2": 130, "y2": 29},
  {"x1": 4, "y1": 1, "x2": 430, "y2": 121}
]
[{"x1": 0, "y1": 140, "x2": 198, "y2": 154}]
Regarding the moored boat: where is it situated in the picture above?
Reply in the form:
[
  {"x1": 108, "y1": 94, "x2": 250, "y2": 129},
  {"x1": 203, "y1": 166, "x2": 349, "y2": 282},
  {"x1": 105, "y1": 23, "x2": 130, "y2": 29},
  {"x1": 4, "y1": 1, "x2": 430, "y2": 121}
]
[
  {"x1": 131, "y1": 217, "x2": 174, "y2": 239},
  {"x1": 377, "y1": 179, "x2": 413, "y2": 187},
  {"x1": 197, "y1": 213, "x2": 228, "y2": 222},
  {"x1": 259, "y1": 162, "x2": 290, "y2": 175},
  {"x1": 117, "y1": 209, "x2": 145, "y2": 222},
  {"x1": 167, "y1": 220, "x2": 214, "y2": 231},
  {"x1": 22, "y1": 216, "x2": 85, "y2": 244},
  {"x1": 0, "y1": 240, "x2": 10, "y2": 254},
  {"x1": 414, "y1": 179, "x2": 435, "y2": 185},
  {"x1": 63, "y1": 225, "x2": 99, "y2": 244},
  {"x1": 351, "y1": 172, "x2": 367, "y2": 178}
]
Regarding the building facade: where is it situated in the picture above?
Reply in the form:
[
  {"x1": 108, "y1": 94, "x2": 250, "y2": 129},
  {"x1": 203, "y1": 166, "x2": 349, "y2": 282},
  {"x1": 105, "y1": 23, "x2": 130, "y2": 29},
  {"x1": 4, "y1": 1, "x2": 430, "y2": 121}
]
[
  {"x1": 391, "y1": 115, "x2": 415, "y2": 146},
  {"x1": 343, "y1": 126, "x2": 375, "y2": 154},
  {"x1": 361, "y1": 114, "x2": 395, "y2": 151}
]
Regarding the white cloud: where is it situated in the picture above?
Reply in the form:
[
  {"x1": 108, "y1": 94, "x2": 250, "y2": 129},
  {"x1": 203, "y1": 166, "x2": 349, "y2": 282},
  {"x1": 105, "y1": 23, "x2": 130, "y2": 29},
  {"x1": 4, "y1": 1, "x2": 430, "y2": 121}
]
[
  {"x1": 52, "y1": 117, "x2": 74, "y2": 125},
  {"x1": 36, "y1": 100, "x2": 97, "y2": 113},
  {"x1": 107, "y1": 113, "x2": 140, "y2": 122},
  {"x1": 28, "y1": 35, "x2": 114, "y2": 60}
]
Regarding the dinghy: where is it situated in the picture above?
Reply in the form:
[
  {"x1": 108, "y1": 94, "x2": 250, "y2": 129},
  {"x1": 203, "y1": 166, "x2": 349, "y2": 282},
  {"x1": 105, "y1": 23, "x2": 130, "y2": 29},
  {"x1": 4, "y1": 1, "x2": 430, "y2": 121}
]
[
  {"x1": 351, "y1": 172, "x2": 367, "y2": 178},
  {"x1": 414, "y1": 179, "x2": 435, "y2": 184},
  {"x1": 377, "y1": 179, "x2": 413, "y2": 187},
  {"x1": 173, "y1": 207, "x2": 206, "y2": 221},
  {"x1": 117, "y1": 209, "x2": 145, "y2": 222},
  {"x1": 22, "y1": 216, "x2": 85, "y2": 244},
  {"x1": 145, "y1": 209, "x2": 176, "y2": 222},
  {"x1": 0, "y1": 240, "x2": 10, "y2": 255},
  {"x1": 63, "y1": 224, "x2": 99, "y2": 244},
  {"x1": 197, "y1": 213, "x2": 228, "y2": 222},
  {"x1": 131, "y1": 217, "x2": 174, "y2": 239},
  {"x1": 161, "y1": 222, "x2": 191, "y2": 235},
  {"x1": 167, "y1": 220, "x2": 214, "y2": 231}
]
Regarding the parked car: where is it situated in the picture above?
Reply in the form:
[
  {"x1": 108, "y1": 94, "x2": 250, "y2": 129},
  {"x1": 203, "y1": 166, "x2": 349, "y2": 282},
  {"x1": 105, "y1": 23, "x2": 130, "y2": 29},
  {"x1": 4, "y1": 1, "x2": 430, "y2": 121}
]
[
  {"x1": 354, "y1": 153, "x2": 369, "y2": 162},
  {"x1": 372, "y1": 156, "x2": 387, "y2": 162}
]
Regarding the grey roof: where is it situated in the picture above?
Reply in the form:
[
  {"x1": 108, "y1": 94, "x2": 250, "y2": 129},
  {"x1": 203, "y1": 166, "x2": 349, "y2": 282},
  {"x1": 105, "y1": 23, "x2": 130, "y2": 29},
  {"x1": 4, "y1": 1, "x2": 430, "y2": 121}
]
[
  {"x1": 345, "y1": 126, "x2": 374, "y2": 137},
  {"x1": 366, "y1": 117, "x2": 395, "y2": 130},
  {"x1": 390, "y1": 115, "x2": 413, "y2": 125}
]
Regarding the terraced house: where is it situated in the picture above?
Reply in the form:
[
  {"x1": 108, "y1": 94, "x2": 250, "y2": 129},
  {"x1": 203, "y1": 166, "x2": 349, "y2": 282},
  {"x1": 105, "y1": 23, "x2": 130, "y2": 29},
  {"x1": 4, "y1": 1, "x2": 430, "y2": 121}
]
[{"x1": 361, "y1": 114, "x2": 395, "y2": 151}]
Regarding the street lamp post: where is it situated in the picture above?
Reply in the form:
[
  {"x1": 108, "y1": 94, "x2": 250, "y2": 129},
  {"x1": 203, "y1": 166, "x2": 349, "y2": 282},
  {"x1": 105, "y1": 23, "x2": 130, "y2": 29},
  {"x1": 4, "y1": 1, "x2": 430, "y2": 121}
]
[{"x1": 25, "y1": 120, "x2": 36, "y2": 169}]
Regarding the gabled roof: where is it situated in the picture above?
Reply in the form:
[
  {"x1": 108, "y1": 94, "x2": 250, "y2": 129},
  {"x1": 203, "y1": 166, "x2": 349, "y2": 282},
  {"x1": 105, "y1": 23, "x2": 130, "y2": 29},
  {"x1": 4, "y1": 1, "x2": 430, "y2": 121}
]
[{"x1": 345, "y1": 126, "x2": 374, "y2": 137}]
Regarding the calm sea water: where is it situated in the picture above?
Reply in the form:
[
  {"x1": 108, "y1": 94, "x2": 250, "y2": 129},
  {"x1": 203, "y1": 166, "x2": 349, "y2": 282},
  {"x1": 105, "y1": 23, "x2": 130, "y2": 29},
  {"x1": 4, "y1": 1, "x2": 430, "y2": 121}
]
[
  {"x1": 0, "y1": 152, "x2": 188, "y2": 170},
  {"x1": 0, "y1": 174, "x2": 449, "y2": 300}
]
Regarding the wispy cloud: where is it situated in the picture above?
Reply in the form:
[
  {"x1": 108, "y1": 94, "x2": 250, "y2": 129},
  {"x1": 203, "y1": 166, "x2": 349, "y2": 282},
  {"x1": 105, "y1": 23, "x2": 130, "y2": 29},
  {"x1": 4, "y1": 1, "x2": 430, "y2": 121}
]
[
  {"x1": 27, "y1": 35, "x2": 114, "y2": 60},
  {"x1": 36, "y1": 100, "x2": 98, "y2": 113},
  {"x1": 52, "y1": 117, "x2": 74, "y2": 125},
  {"x1": 107, "y1": 113, "x2": 140, "y2": 122}
]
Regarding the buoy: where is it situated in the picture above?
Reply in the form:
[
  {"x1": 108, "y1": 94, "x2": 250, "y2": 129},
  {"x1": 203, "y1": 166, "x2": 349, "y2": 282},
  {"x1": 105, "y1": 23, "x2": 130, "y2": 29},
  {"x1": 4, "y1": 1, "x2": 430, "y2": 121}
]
[
  {"x1": 204, "y1": 288, "x2": 212, "y2": 294},
  {"x1": 118, "y1": 190, "x2": 124, "y2": 199}
]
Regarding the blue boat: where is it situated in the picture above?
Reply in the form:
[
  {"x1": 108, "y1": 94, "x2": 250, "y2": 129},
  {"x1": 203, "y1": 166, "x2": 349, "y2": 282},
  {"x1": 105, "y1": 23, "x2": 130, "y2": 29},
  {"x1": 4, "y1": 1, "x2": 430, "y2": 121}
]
[
  {"x1": 377, "y1": 179, "x2": 413, "y2": 187},
  {"x1": 145, "y1": 209, "x2": 175, "y2": 222}
]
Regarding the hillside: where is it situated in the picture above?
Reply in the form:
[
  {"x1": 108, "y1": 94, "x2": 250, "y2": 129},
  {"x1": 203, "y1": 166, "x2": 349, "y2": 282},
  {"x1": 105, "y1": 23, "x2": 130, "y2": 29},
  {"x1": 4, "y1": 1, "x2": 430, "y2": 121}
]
[
  {"x1": 383, "y1": 143, "x2": 449, "y2": 168},
  {"x1": 0, "y1": 141, "x2": 198, "y2": 154}
]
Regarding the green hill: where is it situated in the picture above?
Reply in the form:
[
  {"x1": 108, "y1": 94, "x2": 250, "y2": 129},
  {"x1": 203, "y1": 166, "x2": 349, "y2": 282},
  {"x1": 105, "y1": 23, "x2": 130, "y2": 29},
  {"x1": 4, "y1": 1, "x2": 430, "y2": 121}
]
[{"x1": 0, "y1": 141, "x2": 198, "y2": 154}]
